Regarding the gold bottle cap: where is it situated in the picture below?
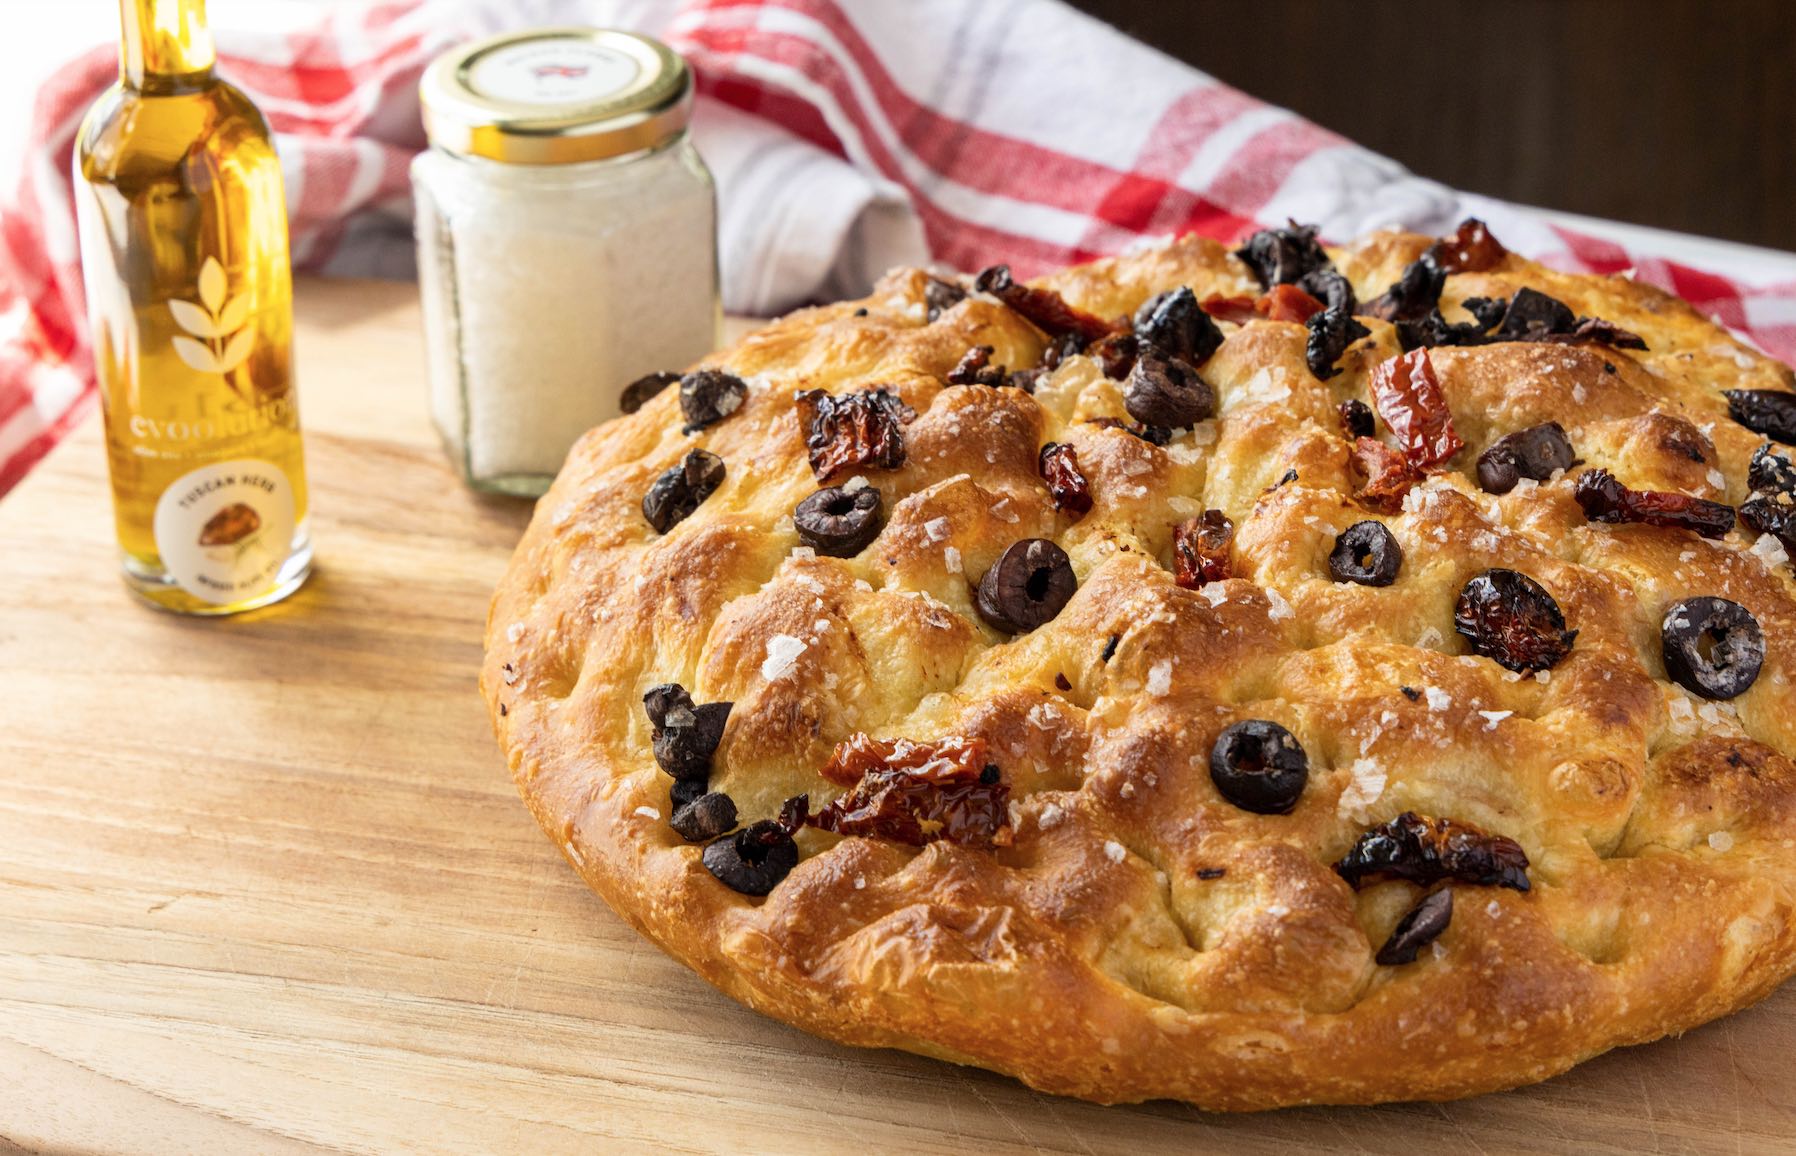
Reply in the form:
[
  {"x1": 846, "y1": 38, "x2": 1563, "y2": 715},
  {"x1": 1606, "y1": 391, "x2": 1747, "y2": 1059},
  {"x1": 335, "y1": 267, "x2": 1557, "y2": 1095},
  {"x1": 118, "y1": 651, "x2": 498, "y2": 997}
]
[{"x1": 419, "y1": 28, "x2": 692, "y2": 166}]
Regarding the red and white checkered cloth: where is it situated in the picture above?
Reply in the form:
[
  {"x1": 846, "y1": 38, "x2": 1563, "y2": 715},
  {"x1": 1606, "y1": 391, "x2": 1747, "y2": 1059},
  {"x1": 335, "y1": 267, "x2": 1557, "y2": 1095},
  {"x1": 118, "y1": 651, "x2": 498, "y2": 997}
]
[{"x1": 4, "y1": 0, "x2": 1794, "y2": 496}]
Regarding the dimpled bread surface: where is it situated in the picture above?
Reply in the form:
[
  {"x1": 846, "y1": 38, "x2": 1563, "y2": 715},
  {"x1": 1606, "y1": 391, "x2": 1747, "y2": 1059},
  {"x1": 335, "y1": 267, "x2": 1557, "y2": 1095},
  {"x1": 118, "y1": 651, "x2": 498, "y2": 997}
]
[{"x1": 482, "y1": 227, "x2": 1796, "y2": 1109}]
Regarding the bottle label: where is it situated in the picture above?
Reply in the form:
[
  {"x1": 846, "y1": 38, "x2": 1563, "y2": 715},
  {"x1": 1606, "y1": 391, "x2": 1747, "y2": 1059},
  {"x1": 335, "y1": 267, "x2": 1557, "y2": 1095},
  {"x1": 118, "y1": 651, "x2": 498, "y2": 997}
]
[{"x1": 153, "y1": 458, "x2": 297, "y2": 604}]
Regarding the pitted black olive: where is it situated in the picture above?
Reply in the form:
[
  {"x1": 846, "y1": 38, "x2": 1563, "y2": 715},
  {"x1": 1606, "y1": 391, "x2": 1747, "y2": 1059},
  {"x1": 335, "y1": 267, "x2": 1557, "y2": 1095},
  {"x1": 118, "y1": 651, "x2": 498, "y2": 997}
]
[
  {"x1": 670, "y1": 791, "x2": 739, "y2": 842},
  {"x1": 794, "y1": 485, "x2": 883, "y2": 556},
  {"x1": 1661, "y1": 596, "x2": 1764, "y2": 700},
  {"x1": 642, "y1": 449, "x2": 725, "y2": 533},
  {"x1": 643, "y1": 682, "x2": 732, "y2": 781},
  {"x1": 1339, "y1": 398, "x2": 1376, "y2": 440},
  {"x1": 1328, "y1": 521, "x2": 1403, "y2": 586},
  {"x1": 1132, "y1": 286, "x2": 1222, "y2": 366},
  {"x1": 1234, "y1": 223, "x2": 1330, "y2": 288},
  {"x1": 670, "y1": 778, "x2": 707, "y2": 809},
  {"x1": 620, "y1": 370, "x2": 678, "y2": 414},
  {"x1": 1376, "y1": 888, "x2": 1454, "y2": 965},
  {"x1": 1124, "y1": 348, "x2": 1214, "y2": 428},
  {"x1": 1725, "y1": 390, "x2": 1796, "y2": 446},
  {"x1": 1476, "y1": 422, "x2": 1576, "y2": 494},
  {"x1": 976, "y1": 538, "x2": 1078, "y2": 634},
  {"x1": 1494, "y1": 287, "x2": 1577, "y2": 340},
  {"x1": 703, "y1": 819, "x2": 800, "y2": 896},
  {"x1": 1209, "y1": 719, "x2": 1309, "y2": 814},
  {"x1": 679, "y1": 369, "x2": 748, "y2": 433},
  {"x1": 1304, "y1": 307, "x2": 1370, "y2": 380}
]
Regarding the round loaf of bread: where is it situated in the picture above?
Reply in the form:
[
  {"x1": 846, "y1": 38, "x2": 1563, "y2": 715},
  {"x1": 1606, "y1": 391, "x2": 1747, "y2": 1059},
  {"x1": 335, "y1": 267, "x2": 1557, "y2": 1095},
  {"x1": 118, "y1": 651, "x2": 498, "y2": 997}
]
[{"x1": 483, "y1": 223, "x2": 1796, "y2": 1108}]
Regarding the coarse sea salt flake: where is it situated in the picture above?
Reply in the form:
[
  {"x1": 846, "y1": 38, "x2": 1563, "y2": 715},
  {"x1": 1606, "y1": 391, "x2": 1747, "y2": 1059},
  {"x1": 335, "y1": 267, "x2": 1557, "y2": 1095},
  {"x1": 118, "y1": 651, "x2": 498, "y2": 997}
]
[
  {"x1": 924, "y1": 516, "x2": 950, "y2": 541},
  {"x1": 1104, "y1": 840, "x2": 1127, "y2": 864},
  {"x1": 1752, "y1": 533, "x2": 1789, "y2": 567},
  {"x1": 1425, "y1": 686, "x2": 1451, "y2": 711},
  {"x1": 633, "y1": 806, "x2": 660, "y2": 820},
  {"x1": 1708, "y1": 830, "x2": 1735, "y2": 852},
  {"x1": 761, "y1": 634, "x2": 807, "y2": 680},
  {"x1": 1146, "y1": 659, "x2": 1173, "y2": 696},
  {"x1": 842, "y1": 475, "x2": 870, "y2": 492},
  {"x1": 506, "y1": 622, "x2": 525, "y2": 643},
  {"x1": 1479, "y1": 709, "x2": 1512, "y2": 730},
  {"x1": 944, "y1": 545, "x2": 962, "y2": 573},
  {"x1": 791, "y1": 546, "x2": 816, "y2": 560},
  {"x1": 1337, "y1": 758, "x2": 1387, "y2": 819},
  {"x1": 1266, "y1": 904, "x2": 1290, "y2": 918},
  {"x1": 1200, "y1": 584, "x2": 1229, "y2": 607},
  {"x1": 1264, "y1": 588, "x2": 1294, "y2": 621}
]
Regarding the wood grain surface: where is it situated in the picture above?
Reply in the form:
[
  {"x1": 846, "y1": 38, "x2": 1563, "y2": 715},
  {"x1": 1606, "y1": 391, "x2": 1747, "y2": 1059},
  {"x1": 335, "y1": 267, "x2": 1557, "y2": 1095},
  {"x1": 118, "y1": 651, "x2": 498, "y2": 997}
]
[{"x1": 3, "y1": 279, "x2": 1795, "y2": 1155}]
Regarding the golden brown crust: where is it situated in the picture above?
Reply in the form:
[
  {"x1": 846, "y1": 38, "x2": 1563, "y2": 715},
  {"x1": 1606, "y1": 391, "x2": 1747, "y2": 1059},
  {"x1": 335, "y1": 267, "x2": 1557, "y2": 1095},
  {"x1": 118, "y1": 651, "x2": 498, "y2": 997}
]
[{"x1": 483, "y1": 228, "x2": 1796, "y2": 1108}]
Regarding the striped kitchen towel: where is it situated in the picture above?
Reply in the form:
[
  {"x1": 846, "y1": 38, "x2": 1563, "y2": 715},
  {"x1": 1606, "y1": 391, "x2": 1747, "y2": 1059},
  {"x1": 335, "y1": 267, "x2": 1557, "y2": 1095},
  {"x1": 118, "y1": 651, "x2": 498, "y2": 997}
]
[{"x1": 2, "y1": 0, "x2": 1793, "y2": 495}]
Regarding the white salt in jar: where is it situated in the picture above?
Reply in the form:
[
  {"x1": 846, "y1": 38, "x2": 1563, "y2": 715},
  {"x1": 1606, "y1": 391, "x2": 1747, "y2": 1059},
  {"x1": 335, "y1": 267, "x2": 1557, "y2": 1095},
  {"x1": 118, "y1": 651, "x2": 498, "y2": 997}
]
[{"x1": 415, "y1": 28, "x2": 719, "y2": 495}]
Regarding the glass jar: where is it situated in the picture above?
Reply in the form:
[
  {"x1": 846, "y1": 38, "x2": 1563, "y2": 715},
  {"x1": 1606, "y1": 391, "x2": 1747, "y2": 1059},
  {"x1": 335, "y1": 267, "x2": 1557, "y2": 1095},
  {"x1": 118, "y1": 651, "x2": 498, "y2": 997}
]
[{"x1": 414, "y1": 28, "x2": 719, "y2": 495}]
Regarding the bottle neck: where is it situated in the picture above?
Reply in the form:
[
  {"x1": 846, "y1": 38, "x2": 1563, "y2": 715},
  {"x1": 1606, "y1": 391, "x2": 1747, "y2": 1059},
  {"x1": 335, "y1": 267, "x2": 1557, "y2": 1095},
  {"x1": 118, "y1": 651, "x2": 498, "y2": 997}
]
[{"x1": 119, "y1": 0, "x2": 216, "y2": 91}]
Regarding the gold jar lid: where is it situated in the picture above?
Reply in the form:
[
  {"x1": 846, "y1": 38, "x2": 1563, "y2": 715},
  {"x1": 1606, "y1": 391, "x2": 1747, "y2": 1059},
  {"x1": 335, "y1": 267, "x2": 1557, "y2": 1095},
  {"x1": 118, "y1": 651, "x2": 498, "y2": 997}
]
[{"x1": 419, "y1": 28, "x2": 692, "y2": 165}]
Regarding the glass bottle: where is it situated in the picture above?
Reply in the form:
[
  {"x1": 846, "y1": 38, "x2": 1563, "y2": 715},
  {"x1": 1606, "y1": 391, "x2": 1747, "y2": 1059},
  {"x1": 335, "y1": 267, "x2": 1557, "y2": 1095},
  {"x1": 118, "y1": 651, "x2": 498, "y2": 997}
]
[{"x1": 73, "y1": 0, "x2": 311, "y2": 615}]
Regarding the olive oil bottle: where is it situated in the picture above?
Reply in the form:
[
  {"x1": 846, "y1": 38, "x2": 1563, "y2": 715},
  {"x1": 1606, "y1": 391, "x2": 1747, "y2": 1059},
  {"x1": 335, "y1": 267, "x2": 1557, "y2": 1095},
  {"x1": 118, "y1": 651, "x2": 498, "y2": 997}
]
[{"x1": 74, "y1": 0, "x2": 311, "y2": 614}]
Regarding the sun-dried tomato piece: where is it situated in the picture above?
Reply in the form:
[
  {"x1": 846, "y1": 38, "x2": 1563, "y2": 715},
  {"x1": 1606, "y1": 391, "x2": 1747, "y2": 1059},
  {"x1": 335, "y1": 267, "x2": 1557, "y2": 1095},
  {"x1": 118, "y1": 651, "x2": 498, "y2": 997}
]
[
  {"x1": 1235, "y1": 222, "x2": 1330, "y2": 288},
  {"x1": 1335, "y1": 811, "x2": 1531, "y2": 892},
  {"x1": 1724, "y1": 390, "x2": 1796, "y2": 445},
  {"x1": 1038, "y1": 442, "x2": 1092, "y2": 516},
  {"x1": 1256, "y1": 283, "x2": 1327, "y2": 323},
  {"x1": 1349, "y1": 436, "x2": 1421, "y2": 513},
  {"x1": 1173, "y1": 509, "x2": 1234, "y2": 588},
  {"x1": 1430, "y1": 218, "x2": 1508, "y2": 274},
  {"x1": 795, "y1": 388, "x2": 914, "y2": 482},
  {"x1": 807, "y1": 733, "x2": 1011, "y2": 848},
  {"x1": 1573, "y1": 468, "x2": 1735, "y2": 538},
  {"x1": 1454, "y1": 568, "x2": 1577, "y2": 674},
  {"x1": 947, "y1": 344, "x2": 1007, "y2": 386},
  {"x1": 1200, "y1": 293, "x2": 1260, "y2": 325},
  {"x1": 974, "y1": 265, "x2": 1116, "y2": 345},
  {"x1": 1370, "y1": 349, "x2": 1464, "y2": 469},
  {"x1": 1305, "y1": 307, "x2": 1371, "y2": 380}
]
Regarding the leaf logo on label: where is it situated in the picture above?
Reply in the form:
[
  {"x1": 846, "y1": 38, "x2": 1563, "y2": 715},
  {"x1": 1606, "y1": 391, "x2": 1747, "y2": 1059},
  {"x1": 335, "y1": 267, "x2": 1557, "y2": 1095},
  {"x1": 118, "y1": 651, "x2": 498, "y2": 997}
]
[{"x1": 170, "y1": 257, "x2": 256, "y2": 389}]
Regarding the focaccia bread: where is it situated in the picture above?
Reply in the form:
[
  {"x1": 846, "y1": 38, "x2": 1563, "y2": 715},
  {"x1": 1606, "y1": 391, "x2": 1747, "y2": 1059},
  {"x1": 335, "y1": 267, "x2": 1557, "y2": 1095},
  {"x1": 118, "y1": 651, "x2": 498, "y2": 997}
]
[{"x1": 482, "y1": 219, "x2": 1796, "y2": 1108}]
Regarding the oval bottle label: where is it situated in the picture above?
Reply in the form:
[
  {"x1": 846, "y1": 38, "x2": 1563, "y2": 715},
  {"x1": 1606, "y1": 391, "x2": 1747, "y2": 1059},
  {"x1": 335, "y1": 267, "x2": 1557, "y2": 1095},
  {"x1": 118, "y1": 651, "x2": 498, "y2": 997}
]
[{"x1": 153, "y1": 458, "x2": 297, "y2": 604}]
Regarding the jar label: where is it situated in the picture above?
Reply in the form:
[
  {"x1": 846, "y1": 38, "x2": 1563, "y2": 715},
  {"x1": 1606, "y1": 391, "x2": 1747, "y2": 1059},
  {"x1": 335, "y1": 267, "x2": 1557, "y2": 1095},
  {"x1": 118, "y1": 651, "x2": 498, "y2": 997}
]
[
  {"x1": 153, "y1": 458, "x2": 297, "y2": 604},
  {"x1": 467, "y1": 39, "x2": 641, "y2": 106}
]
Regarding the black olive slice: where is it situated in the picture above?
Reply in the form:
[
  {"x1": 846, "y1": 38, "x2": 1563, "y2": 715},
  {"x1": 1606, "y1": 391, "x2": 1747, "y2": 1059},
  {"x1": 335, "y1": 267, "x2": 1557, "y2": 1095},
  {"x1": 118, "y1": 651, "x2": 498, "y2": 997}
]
[
  {"x1": 1328, "y1": 521, "x2": 1403, "y2": 586},
  {"x1": 642, "y1": 449, "x2": 725, "y2": 533},
  {"x1": 975, "y1": 539, "x2": 1078, "y2": 634},
  {"x1": 794, "y1": 485, "x2": 883, "y2": 556},
  {"x1": 670, "y1": 791, "x2": 739, "y2": 843},
  {"x1": 1123, "y1": 348, "x2": 1214, "y2": 428},
  {"x1": 1375, "y1": 888, "x2": 1454, "y2": 965},
  {"x1": 1661, "y1": 596, "x2": 1764, "y2": 700},
  {"x1": 620, "y1": 370, "x2": 678, "y2": 414},
  {"x1": 1476, "y1": 422, "x2": 1575, "y2": 494},
  {"x1": 703, "y1": 820, "x2": 800, "y2": 896},
  {"x1": 1209, "y1": 719, "x2": 1309, "y2": 814},
  {"x1": 678, "y1": 369, "x2": 749, "y2": 433}
]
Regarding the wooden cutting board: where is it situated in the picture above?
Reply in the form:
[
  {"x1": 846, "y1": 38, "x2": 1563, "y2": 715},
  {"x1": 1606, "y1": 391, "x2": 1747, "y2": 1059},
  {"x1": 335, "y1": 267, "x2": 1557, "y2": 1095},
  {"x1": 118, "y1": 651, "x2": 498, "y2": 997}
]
[{"x1": 3, "y1": 278, "x2": 1794, "y2": 1155}]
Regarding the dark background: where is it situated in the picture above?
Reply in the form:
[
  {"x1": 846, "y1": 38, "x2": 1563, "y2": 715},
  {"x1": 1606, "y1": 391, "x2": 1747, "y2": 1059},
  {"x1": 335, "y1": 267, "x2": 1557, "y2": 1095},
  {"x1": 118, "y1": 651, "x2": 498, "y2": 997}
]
[{"x1": 1070, "y1": 0, "x2": 1795, "y2": 252}]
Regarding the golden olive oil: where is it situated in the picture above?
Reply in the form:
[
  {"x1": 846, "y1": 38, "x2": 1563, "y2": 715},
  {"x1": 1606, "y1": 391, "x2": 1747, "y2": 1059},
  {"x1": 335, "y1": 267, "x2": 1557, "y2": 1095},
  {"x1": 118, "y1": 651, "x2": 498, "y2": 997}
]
[{"x1": 74, "y1": 0, "x2": 310, "y2": 615}]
